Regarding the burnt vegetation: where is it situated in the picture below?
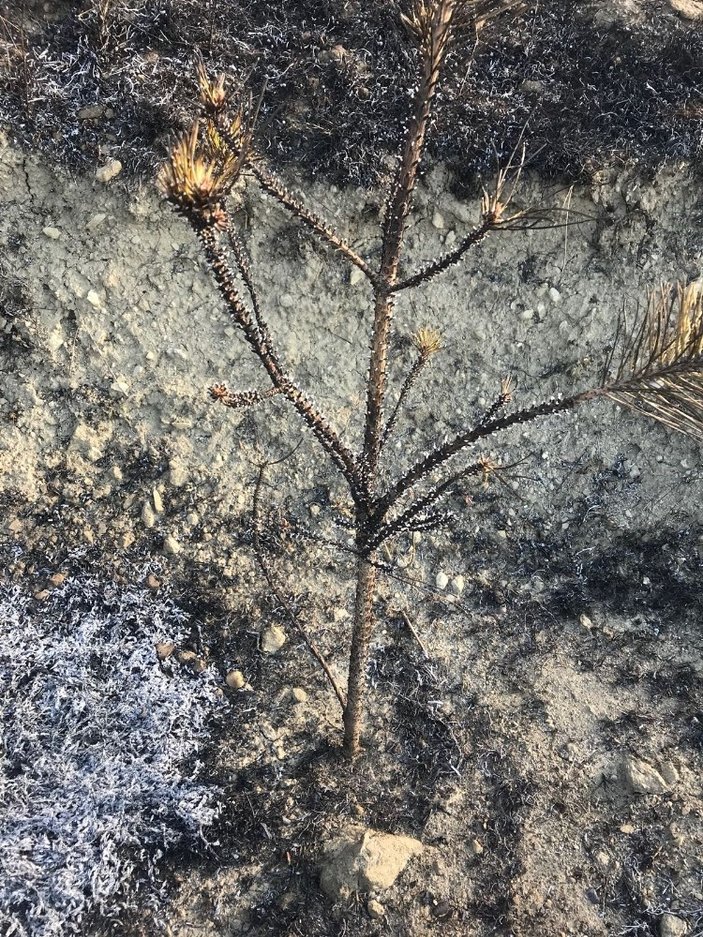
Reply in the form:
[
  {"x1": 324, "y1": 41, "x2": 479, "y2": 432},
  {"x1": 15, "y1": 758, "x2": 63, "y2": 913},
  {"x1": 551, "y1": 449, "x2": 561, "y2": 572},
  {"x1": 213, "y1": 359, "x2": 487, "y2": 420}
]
[{"x1": 1, "y1": 0, "x2": 702, "y2": 183}]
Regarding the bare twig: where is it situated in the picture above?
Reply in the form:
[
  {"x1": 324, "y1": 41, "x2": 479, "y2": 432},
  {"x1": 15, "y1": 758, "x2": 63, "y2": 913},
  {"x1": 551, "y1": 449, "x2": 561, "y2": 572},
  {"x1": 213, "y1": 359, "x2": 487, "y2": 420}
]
[
  {"x1": 252, "y1": 462, "x2": 347, "y2": 710},
  {"x1": 398, "y1": 609, "x2": 429, "y2": 659},
  {"x1": 381, "y1": 328, "x2": 442, "y2": 451}
]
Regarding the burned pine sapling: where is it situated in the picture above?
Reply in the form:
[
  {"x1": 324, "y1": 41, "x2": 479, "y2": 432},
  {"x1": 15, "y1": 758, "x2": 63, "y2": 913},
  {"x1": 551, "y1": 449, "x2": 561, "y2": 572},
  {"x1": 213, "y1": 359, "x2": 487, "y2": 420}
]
[{"x1": 158, "y1": 0, "x2": 703, "y2": 759}]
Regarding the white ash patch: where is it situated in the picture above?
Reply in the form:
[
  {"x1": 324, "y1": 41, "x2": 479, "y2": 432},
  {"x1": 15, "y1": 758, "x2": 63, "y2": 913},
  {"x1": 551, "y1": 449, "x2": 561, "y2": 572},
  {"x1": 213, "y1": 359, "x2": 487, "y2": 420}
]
[{"x1": 0, "y1": 572, "x2": 224, "y2": 937}]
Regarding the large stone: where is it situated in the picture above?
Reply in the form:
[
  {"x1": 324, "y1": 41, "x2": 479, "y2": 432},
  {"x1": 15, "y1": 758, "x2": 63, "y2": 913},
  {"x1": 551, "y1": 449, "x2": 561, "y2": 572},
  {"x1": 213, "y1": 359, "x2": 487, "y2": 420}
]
[
  {"x1": 320, "y1": 828, "x2": 423, "y2": 898},
  {"x1": 620, "y1": 755, "x2": 670, "y2": 795}
]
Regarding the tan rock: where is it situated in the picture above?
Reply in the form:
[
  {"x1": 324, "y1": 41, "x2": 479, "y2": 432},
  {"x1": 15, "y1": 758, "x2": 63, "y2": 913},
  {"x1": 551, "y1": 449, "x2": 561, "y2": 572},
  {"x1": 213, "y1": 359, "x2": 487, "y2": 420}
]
[
  {"x1": 155, "y1": 642, "x2": 176, "y2": 661},
  {"x1": 226, "y1": 670, "x2": 246, "y2": 690},
  {"x1": 320, "y1": 828, "x2": 423, "y2": 898},
  {"x1": 620, "y1": 755, "x2": 670, "y2": 795},
  {"x1": 95, "y1": 158, "x2": 122, "y2": 183},
  {"x1": 659, "y1": 913, "x2": 688, "y2": 937},
  {"x1": 669, "y1": 0, "x2": 703, "y2": 21},
  {"x1": 260, "y1": 624, "x2": 287, "y2": 653}
]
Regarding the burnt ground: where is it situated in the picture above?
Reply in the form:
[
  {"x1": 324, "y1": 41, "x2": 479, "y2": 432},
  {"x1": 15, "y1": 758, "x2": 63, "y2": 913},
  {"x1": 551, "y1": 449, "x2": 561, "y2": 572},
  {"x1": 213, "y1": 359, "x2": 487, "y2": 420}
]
[
  {"x1": 0, "y1": 0, "x2": 701, "y2": 185},
  {"x1": 1, "y1": 466, "x2": 702, "y2": 936}
]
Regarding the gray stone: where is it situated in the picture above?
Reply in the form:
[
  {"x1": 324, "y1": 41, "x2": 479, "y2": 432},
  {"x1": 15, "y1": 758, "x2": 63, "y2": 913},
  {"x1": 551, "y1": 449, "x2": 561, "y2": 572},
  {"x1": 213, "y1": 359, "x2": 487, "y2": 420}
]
[
  {"x1": 435, "y1": 571, "x2": 449, "y2": 590},
  {"x1": 620, "y1": 755, "x2": 670, "y2": 795},
  {"x1": 78, "y1": 104, "x2": 107, "y2": 120},
  {"x1": 659, "y1": 913, "x2": 688, "y2": 937},
  {"x1": 320, "y1": 827, "x2": 423, "y2": 898}
]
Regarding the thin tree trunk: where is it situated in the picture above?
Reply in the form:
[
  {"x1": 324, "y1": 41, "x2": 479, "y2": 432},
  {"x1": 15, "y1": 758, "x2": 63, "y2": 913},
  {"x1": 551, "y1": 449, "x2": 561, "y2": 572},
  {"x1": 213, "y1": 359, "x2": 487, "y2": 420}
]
[{"x1": 343, "y1": 552, "x2": 378, "y2": 757}]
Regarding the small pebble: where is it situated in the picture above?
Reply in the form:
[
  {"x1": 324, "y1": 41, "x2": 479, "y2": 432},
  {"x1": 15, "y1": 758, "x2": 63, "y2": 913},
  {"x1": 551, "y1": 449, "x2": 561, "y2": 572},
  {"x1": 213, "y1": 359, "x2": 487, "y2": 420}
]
[
  {"x1": 659, "y1": 913, "x2": 688, "y2": 937},
  {"x1": 548, "y1": 286, "x2": 561, "y2": 304},
  {"x1": 152, "y1": 487, "x2": 164, "y2": 513},
  {"x1": 33, "y1": 590, "x2": 51, "y2": 602},
  {"x1": 579, "y1": 612, "x2": 594, "y2": 630},
  {"x1": 471, "y1": 839, "x2": 484, "y2": 855},
  {"x1": 435, "y1": 571, "x2": 449, "y2": 590},
  {"x1": 86, "y1": 290, "x2": 102, "y2": 307},
  {"x1": 110, "y1": 378, "x2": 129, "y2": 397},
  {"x1": 349, "y1": 266, "x2": 365, "y2": 286},
  {"x1": 291, "y1": 687, "x2": 308, "y2": 704},
  {"x1": 226, "y1": 670, "x2": 246, "y2": 690},
  {"x1": 367, "y1": 899, "x2": 385, "y2": 920},
  {"x1": 431, "y1": 209, "x2": 445, "y2": 230},
  {"x1": 169, "y1": 459, "x2": 189, "y2": 487},
  {"x1": 177, "y1": 650, "x2": 206, "y2": 673},
  {"x1": 95, "y1": 158, "x2": 122, "y2": 183},
  {"x1": 155, "y1": 642, "x2": 176, "y2": 660},
  {"x1": 42, "y1": 226, "x2": 61, "y2": 239},
  {"x1": 47, "y1": 330, "x2": 64, "y2": 352},
  {"x1": 146, "y1": 573, "x2": 161, "y2": 590},
  {"x1": 78, "y1": 104, "x2": 106, "y2": 120},
  {"x1": 261, "y1": 624, "x2": 287, "y2": 653},
  {"x1": 141, "y1": 502, "x2": 156, "y2": 529},
  {"x1": 49, "y1": 572, "x2": 66, "y2": 588},
  {"x1": 451, "y1": 575, "x2": 465, "y2": 596},
  {"x1": 164, "y1": 535, "x2": 182, "y2": 555}
]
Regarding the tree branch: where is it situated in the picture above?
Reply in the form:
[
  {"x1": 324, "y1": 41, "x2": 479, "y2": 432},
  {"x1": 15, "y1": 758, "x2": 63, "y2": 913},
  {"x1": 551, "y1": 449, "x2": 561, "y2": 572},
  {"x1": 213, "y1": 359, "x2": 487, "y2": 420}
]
[
  {"x1": 362, "y1": 0, "x2": 460, "y2": 488},
  {"x1": 247, "y1": 159, "x2": 378, "y2": 285},
  {"x1": 198, "y1": 224, "x2": 366, "y2": 504},
  {"x1": 375, "y1": 390, "x2": 597, "y2": 520},
  {"x1": 392, "y1": 217, "x2": 495, "y2": 292},
  {"x1": 366, "y1": 457, "x2": 489, "y2": 552}
]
